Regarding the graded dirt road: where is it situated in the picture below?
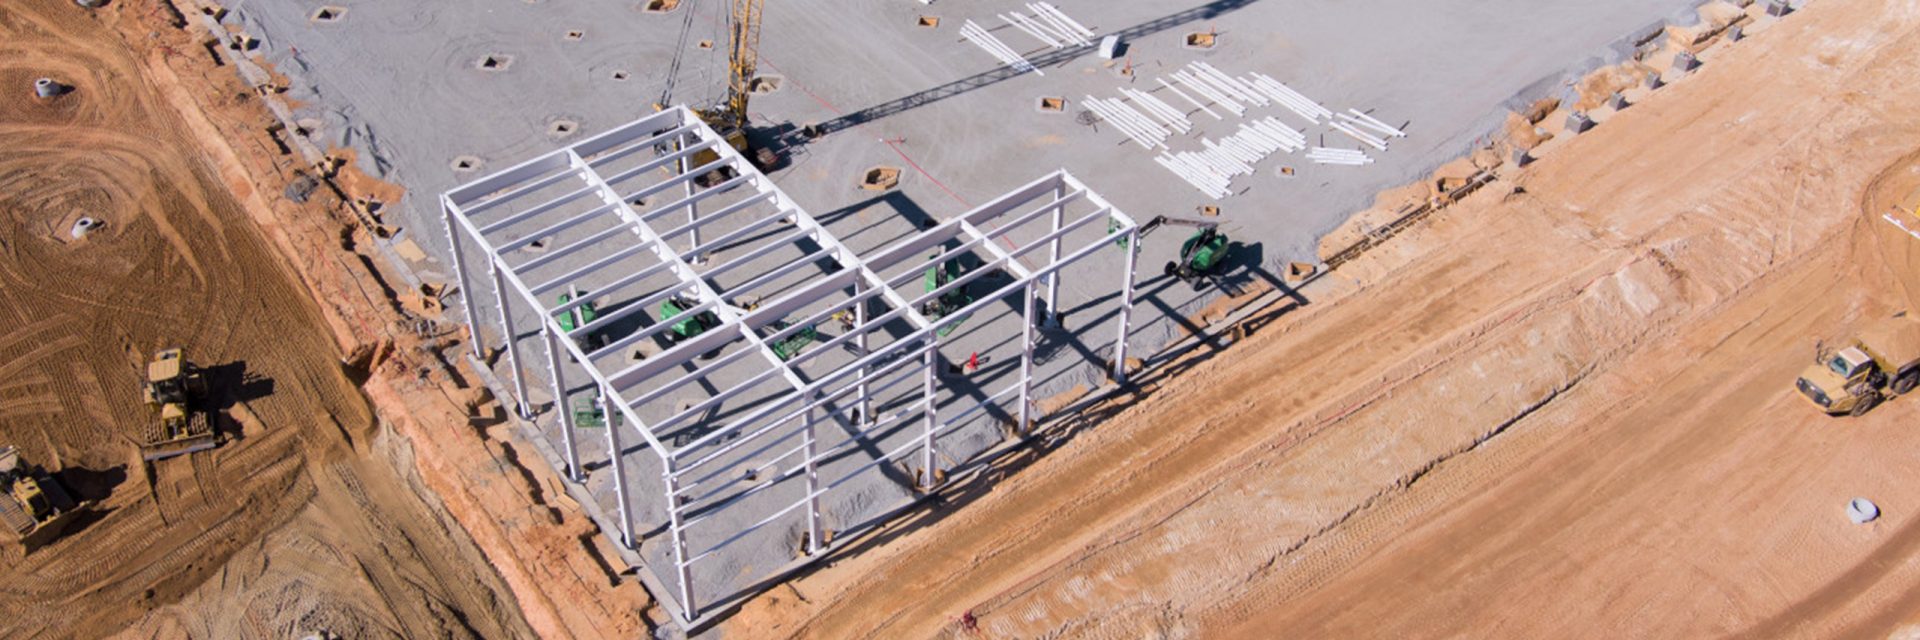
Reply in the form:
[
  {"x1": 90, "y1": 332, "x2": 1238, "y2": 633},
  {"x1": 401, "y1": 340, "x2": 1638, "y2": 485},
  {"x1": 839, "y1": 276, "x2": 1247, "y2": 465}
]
[
  {"x1": 0, "y1": 3, "x2": 531, "y2": 637},
  {"x1": 732, "y1": 0, "x2": 1920, "y2": 636}
]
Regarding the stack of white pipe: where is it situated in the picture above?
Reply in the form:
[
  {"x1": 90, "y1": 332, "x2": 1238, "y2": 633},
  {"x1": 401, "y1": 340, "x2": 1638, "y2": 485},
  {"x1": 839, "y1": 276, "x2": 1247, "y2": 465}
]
[
  {"x1": 1156, "y1": 117, "x2": 1307, "y2": 199},
  {"x1": 1235, "y1": 117, "x2": 1307, "y2": 153},
  {"x1": 1328, "y1": 119, "x2": 1388, "y2": 151},
  {"x1": 1336, "y1": 109, "x2": 1408, "y2": 138},
  {"x1": 961, "y1": 20, "x2": 1041, "y2": 75},
  {"x1": 1119, "y1": 87, "x2": 1191, "y2": 134},
  {"x1": 1246, "y1": 72, "x2": 1334, "y2": 124},
  {"x1": 1020, "y1": 2, "x2": 1095, "y2": 47},
  {"x1": 1169, "y1": 70, "x2": 1245, "y2": 116},
  {"x1": 1156, "y1": 152, "x2": 1232, "y2": 199},
  {"x1": 1189, "y1": 62, "x2": 1269, "y2": 107},
  {"x1": 1154, "y1": 77, "x2": 1221, "y2": 120},
  {"x1": 1000, "y1": 12, "x2": 1065, "y2": 49},
  {"x1": 1307, "y1": 147, "x2": 1373, "y2": 166},
  {"x1": 1083, "y1": 95, "x2": 1169, "y2": 149}
]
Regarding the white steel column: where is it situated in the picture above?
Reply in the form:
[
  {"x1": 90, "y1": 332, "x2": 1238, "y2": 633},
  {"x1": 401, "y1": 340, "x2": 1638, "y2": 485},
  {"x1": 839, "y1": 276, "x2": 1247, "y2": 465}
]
[
  {"x1": 1044, "y1": 184, "x2": 1065, "y2": 327},
  {"x1": 854, "y1": 282, "x2": 872, "y2": 427},
  {"x1": 802, "y1": 392, "x2": 824, "y2": 555},
  {"x1": 679, "y1": 133, "x2": 702, "y2": 257},
  {"x1": 1018, "y1": 281, "x2": 1037, "y2": 434},
  {"x1": 919, "y1": 343, "x2": 939, "y2": 489},
  {"x1": 1112, "y1": 226, "x2": 1141, "y2": 384},
  {"x1": 603, "y1": 387, "x2": 634, "y2": 547},
  {"x1": 665, "y1": 460, "x2": 697, "y2": 621},
  {"x1": 444, "y1": 200, "x2": 484, "y2": 360},
  {"x1": 491, "y1": 264, "x2": 532, "y2": 417},
  {"x1": 543, "y1": 325, "x2": 583, "y2": 480}
]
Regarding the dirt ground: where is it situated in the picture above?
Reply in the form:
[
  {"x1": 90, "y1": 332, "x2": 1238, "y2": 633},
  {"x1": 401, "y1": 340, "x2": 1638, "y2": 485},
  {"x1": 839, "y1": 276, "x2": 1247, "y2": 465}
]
[
  {"x1": 0, "y1": 3, "x2": 533, "y2": 638},
  {"x1": 728, "y1": 0, "x2": 1920, "y2": 637}
]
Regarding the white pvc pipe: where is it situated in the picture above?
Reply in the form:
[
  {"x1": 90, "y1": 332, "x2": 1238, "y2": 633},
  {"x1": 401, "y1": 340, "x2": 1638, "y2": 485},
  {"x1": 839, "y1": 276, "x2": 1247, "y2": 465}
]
[{"x1": 1154, "y1": 78, "x2": 1220, "y2": 120}]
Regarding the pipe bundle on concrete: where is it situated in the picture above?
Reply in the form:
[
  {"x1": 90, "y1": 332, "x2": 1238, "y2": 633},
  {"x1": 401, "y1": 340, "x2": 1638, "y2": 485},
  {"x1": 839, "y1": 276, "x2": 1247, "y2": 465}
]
[
  {"x1": 1246, "y1": 73, "x2": 1334, "y2": 124},
  {"x1": 1169, "y1": 70, "x2": 1245, "y2": 116},
  {"x1": 961, "y1": 20, "x2": 1041, "y2": 75},
  {"x1": 1158, "y1": 117, "x2": 1305, "y2": 198},
  {"x1": 1338, "y1": 109, "x2": 1408, "y2": 138},
  {"x1": 1084, "y1": 95, "x2": 1168, "y2": 149},
  {"x1": 1003, "y1": 2, "x2": 1094, "y2": 48},
  {"x1": 1154, "y1": 77, "x2": 1220, "y2": 120},
  {"x1": 1329, "y1": 120, "x2": 1388, "y2": 150},
  {"x1": 1120, "y1": 88, "x2": 1192, "y2": 134},
  {"x1": 1307, "y1": 147, "x2": 1373, "y2": 166}
]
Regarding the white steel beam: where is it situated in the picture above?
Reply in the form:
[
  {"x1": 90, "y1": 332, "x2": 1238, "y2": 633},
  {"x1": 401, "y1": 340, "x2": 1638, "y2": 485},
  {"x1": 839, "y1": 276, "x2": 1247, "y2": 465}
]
[
  {"x1": 544, "y1": 324, "x2": 583, "y2": 480},
  {"x1": 443, "y1": 107, "x2": 1146, "y2": 627},
  {"x1": 443, "y1": 196, "x2": 485, "y2": 360},
  {"x1": 491, "y1": 264, "x2": 532, "y2": 417}
]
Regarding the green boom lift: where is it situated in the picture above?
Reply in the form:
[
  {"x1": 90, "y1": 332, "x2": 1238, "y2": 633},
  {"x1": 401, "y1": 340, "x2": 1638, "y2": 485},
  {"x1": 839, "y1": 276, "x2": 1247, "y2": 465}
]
[
  {"x1": 1139, "y1": 215, "x2": 1231, "y2": 290},
  {"x1": 660, "y1": 295, "x2": 722, "y2": 343},
  {"x1": 921, "y1": 255, "x2": 973, "y2": 336}
]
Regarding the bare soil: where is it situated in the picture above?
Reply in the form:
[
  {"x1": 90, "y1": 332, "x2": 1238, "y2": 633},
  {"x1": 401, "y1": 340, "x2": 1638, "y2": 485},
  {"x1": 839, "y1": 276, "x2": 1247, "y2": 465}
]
[
  {"x1": 0, "y1": 3, "x2": 531, "y2": 638},
  {"x1": 729, "y1": 0, "x2": 1920, "y2": 636}
]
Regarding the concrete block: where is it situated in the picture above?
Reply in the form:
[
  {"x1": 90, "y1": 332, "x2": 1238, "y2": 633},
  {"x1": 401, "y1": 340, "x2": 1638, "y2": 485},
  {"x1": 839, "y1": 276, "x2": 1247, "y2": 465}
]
[
  {"x1": 1673, "y1": 51, "x2": 1699, "y2": 72},
  {"x1": 1565, "y1": 111, "x2": 1595, "y2": 134},
  {"x1": 1766, "y1": 0, "x2": 1793, "y2": 17},
  {"x1": 1511, "y1": 147, "x2": 1534, "y2": 168},
  {"x1": 1726, "y1": 24, "x2": 1745, "y2": 42},
  {"x1": 1608, "y1": 92, "x2": 1630, "y2": 111},
  {"x1": 1645, "y1": 72, "x2": 1667, "y2": 91}
]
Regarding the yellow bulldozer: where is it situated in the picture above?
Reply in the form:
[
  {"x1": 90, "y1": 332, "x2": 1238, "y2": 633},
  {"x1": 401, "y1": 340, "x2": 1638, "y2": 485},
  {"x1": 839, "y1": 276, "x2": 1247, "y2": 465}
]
[
  {"x1": 0, "y1": 445, "x2": 85, "y2": 551},
  {"x1": 140, "y1": 348, "x2": 220, "y2": 461}
]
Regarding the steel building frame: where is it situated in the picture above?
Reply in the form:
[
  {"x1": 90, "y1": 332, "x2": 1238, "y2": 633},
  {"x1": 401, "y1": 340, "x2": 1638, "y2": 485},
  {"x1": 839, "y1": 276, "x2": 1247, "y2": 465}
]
[{"x1": 441, "y1": 106, "x2": 1140, "y2": 625}]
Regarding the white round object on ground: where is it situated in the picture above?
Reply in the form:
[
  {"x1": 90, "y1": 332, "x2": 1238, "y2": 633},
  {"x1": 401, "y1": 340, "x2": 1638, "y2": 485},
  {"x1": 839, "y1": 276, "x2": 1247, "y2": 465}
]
[
  {"x1": 70, "y1": 217, "x2": 102, "y2": 239},
  {"x1": 1847, "y1": 497, "x2": 1880, "y2": 524}
]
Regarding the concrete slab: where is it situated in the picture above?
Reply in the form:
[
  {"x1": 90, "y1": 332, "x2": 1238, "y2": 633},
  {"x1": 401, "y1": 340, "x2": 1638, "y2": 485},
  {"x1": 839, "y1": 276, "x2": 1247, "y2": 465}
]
[{"x1": 211, "y1": 0, "x2": 1719, "y2": 628}]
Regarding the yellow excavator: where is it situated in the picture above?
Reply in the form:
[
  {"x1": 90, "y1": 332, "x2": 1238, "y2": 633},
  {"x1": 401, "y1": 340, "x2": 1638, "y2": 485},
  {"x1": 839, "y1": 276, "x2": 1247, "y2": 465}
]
[{"x1": 140, "y1": 348, "x2": 221, "y2": 461}]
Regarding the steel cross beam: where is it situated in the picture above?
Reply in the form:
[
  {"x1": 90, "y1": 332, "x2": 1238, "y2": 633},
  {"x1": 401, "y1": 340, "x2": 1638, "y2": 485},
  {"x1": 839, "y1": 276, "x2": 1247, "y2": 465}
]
[{"x1": 442, "y1": 106, "x2": 1142, "y2": 628}]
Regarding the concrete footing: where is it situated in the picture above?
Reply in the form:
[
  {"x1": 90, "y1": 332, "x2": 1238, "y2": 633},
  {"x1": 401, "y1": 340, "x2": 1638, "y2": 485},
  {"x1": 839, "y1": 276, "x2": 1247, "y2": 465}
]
[
  {"x1": 1607, "y1": 92, "x2": 1630, "y2": 111},
  {"x1": 1511, "y1": 147, "x2": 1534, "y2": 168},
  {"x1": 1673, "y1": 51, "x2": 1700, "y2": 73},
  {"x1": 1766, "y1": 0, "x2": 1793, "y2": 17},
  {"x1": 1565, "y1": 111, "x2": 1594, "y2": 134}
]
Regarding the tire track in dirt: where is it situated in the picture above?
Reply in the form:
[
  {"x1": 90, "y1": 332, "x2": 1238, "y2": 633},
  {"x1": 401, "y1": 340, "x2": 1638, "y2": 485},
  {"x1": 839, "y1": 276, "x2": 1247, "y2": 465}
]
[{"x1": 0, "y1": 4, "x2": 532, "y2": 638}]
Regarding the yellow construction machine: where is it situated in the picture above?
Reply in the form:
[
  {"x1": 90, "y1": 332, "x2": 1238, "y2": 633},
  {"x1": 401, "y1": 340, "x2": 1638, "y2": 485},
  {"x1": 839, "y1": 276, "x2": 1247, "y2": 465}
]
[
  {"x1": 1795, "y1": 313, "x2": 1920, "y2": 416},
  {"x1": 0, "y1": 445, "x2": 86, "y2": 551},
  {"x1": 665, "y1": 0, "x2": 777, "y2": 182},
  {"x1": 140, "y1": 348, "x2": 220, "y2": 461}
]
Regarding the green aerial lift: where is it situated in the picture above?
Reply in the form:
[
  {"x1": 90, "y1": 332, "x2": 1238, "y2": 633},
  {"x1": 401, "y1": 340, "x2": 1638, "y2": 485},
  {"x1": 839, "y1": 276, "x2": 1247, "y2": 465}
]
[
  {"x1": 921, "y1": 255, "x2": 973, "y2": 336},
  {"x1": 1139, "y1": 215, "x2": 1231, "y2": 290},
  {"x1": 555, "y1": 291, "x2": 597, "y2": 332},
  {"x1": 768, "y1": 321, "x2": 818, "y2": 360},
  {"x1": 661, "y1": 295, "x2": 722, "y2": 343},
  {"x1": 555, "y1": 289, "x2": 610, "y2": 352},
  {"x1": 571, "y1": 395, "x2": 618, "y2": 428}
]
